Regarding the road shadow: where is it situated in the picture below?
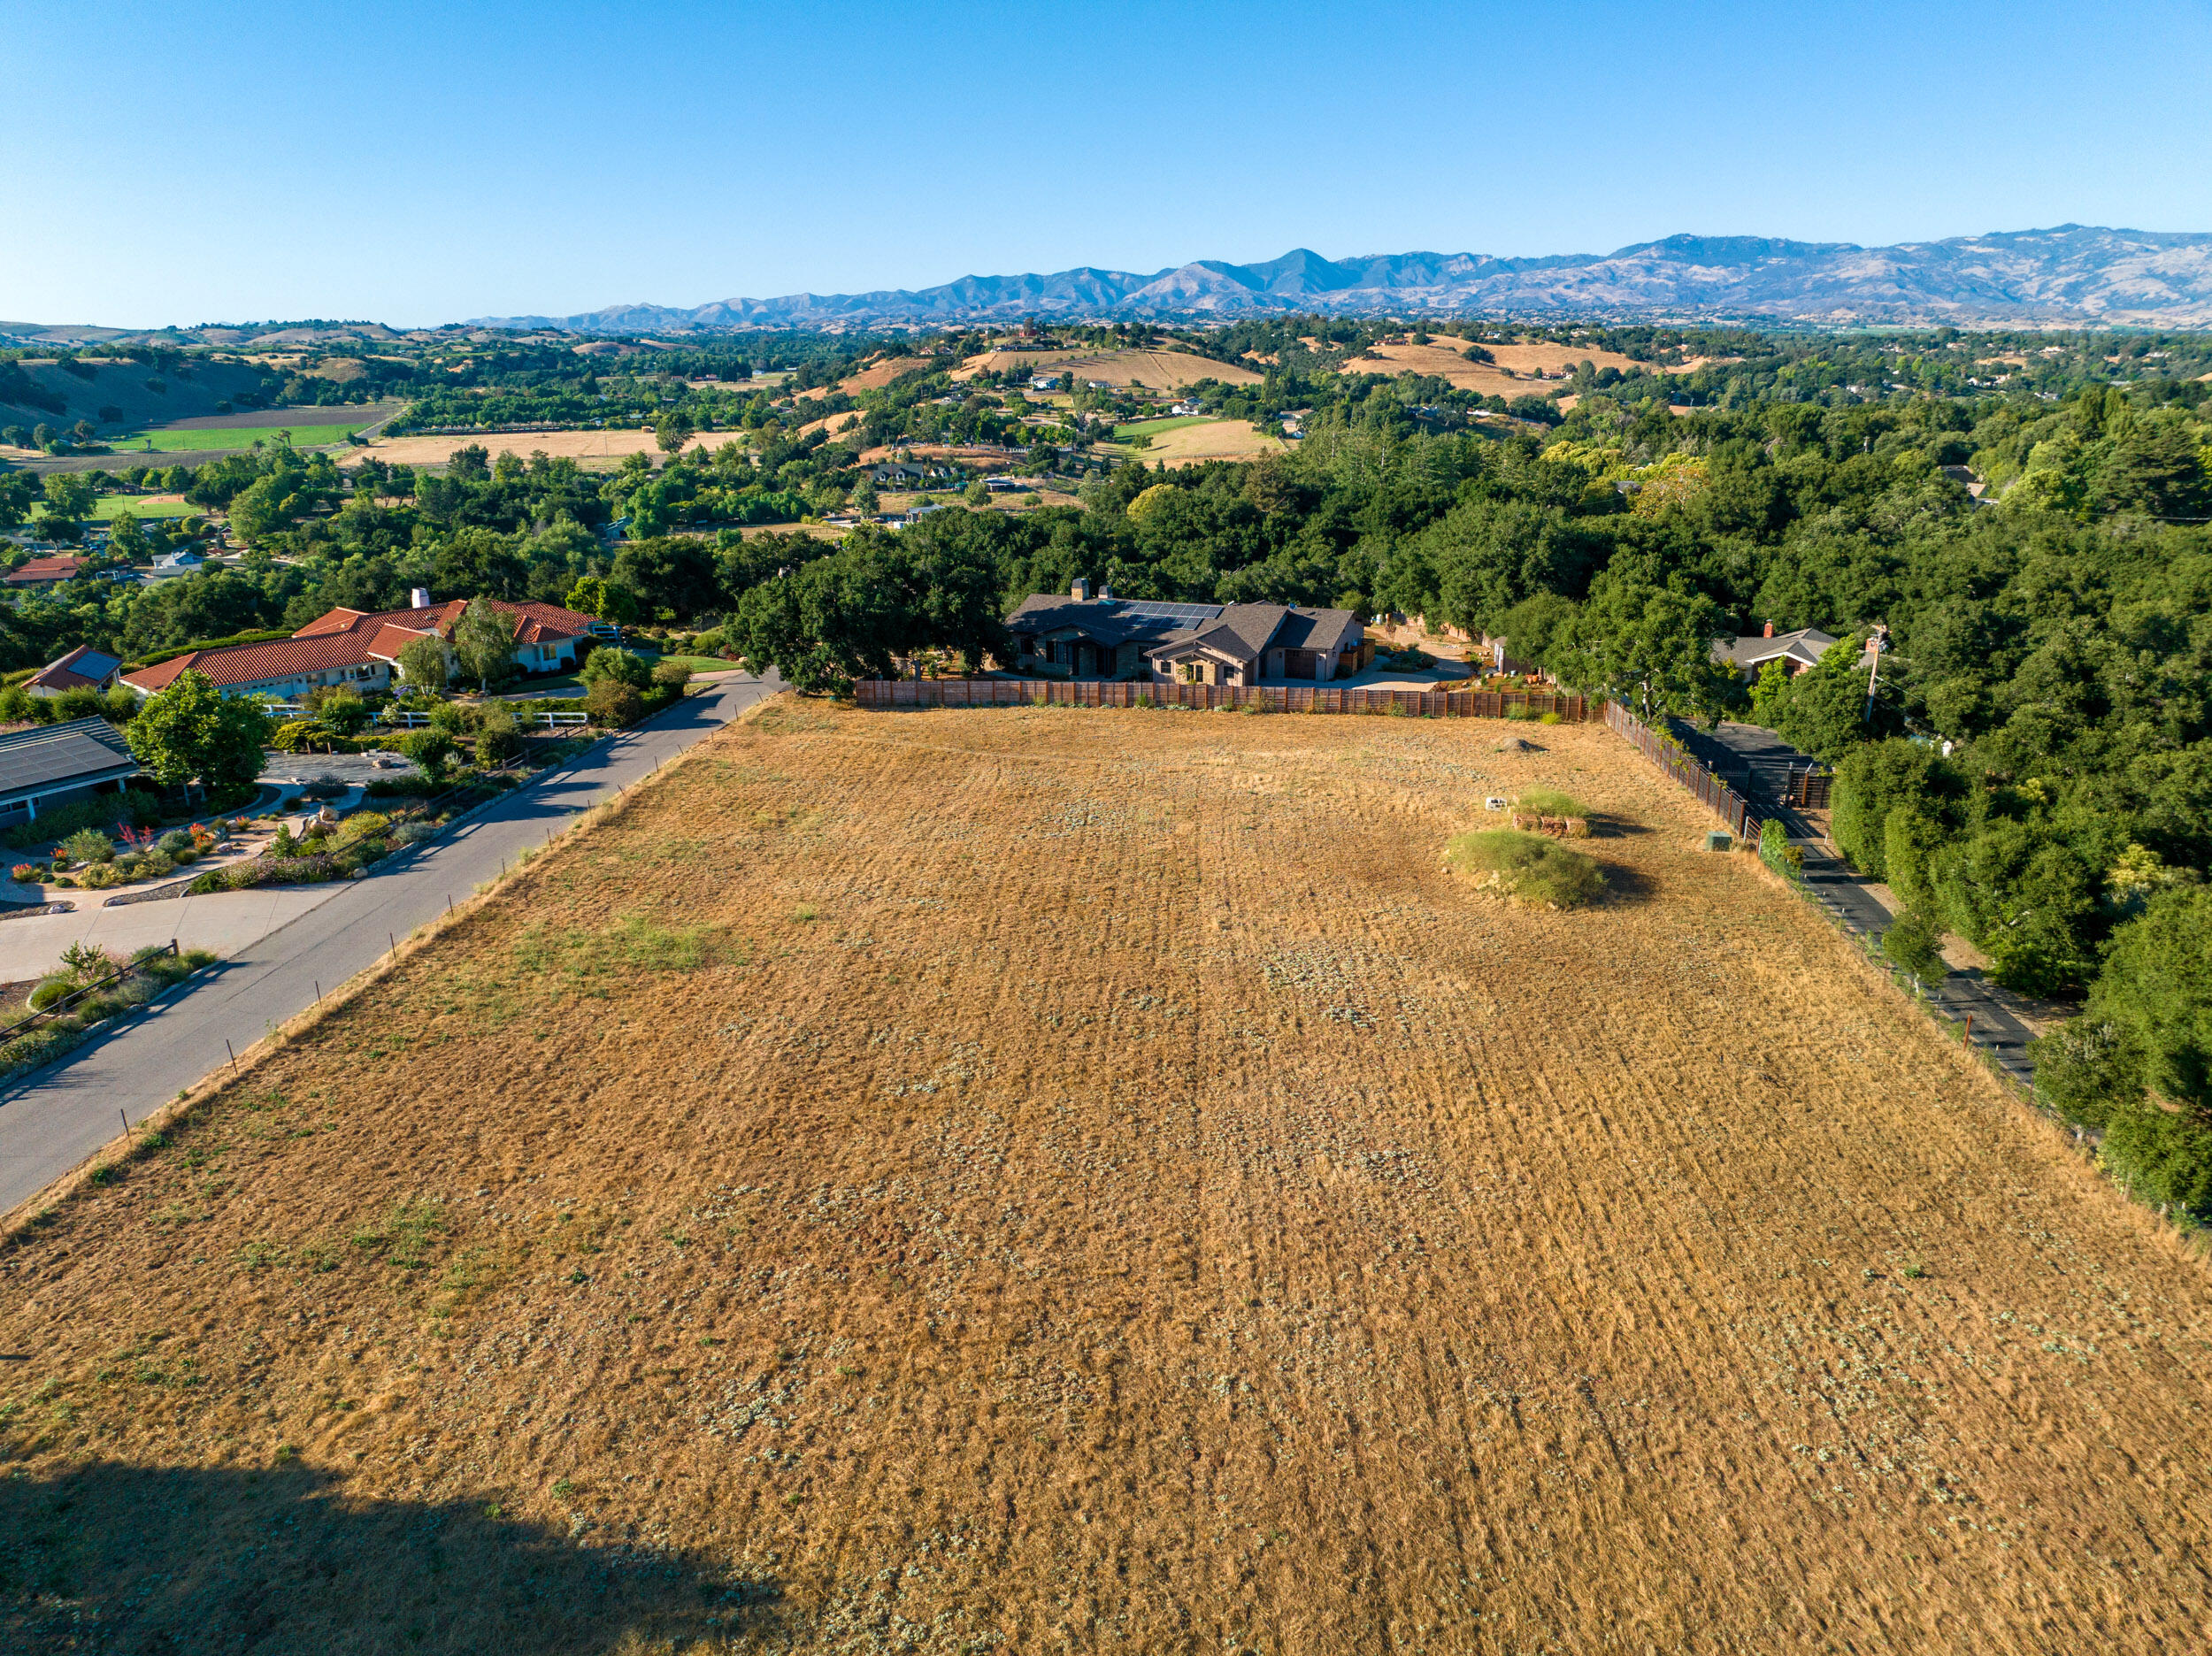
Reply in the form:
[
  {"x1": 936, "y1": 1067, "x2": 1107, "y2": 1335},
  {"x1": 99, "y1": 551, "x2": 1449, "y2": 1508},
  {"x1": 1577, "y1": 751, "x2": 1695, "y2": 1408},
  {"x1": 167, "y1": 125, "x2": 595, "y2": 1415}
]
[{"x1": 0, "y1": 1459, "x2": 780, "y2": 1653}]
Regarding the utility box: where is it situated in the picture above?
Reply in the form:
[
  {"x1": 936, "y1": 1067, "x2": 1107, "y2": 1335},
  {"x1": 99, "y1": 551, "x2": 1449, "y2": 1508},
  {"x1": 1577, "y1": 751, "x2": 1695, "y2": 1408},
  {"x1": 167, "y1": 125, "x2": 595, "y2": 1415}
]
[{"x1": 1702, "y1": 830, "x2": 1732, "y2": 853}]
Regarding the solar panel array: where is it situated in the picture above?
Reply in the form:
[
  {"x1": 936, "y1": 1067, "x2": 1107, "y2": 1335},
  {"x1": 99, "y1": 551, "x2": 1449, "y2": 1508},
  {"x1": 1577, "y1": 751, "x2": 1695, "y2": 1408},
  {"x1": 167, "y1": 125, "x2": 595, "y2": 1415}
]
[{"x1": 1114, "y1": 600, "x2": 1222, "y2": 628}]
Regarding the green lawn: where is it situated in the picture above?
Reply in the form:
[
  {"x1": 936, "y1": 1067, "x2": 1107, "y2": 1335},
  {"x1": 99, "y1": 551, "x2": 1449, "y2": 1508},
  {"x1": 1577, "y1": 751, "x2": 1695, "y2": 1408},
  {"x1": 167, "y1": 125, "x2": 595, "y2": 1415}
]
[
  {"x1": 111, "y1": 422, "x2": 367, "y2": 454},
  {"x1": 1112, "y1": 415, "x2": 1214, "y2": 441},
  {"x1": 647, "y1": 655, "x2": 740, "y2": 674},
  {"x1": 91, "y1": 494, "x2": 199, "y2": 520}
]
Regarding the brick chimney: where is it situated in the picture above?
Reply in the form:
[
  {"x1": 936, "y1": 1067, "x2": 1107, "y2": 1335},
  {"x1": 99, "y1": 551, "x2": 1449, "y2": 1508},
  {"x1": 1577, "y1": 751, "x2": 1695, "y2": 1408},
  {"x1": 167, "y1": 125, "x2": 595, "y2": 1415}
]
[{"x1": 1763, "y1": 619, "x2": 1775, "y2": 638}]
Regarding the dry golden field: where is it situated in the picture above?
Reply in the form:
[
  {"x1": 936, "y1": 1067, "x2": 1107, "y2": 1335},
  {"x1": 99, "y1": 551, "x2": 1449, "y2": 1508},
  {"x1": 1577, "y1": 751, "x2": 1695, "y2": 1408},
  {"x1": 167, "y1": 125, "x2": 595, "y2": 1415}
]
[
  {"x1": 1133, "y1": 418, "x2": 1286, "y2": 467},
  {"x1": 1340, "y1": 340, "x2": 1729, "y2": 396},
  {"x1": 343, "y1": 429, "x2": 765, "y2": 471},
  {"x1": 3, "y1": 703, "x2": 2209, "y2": 1654},
  {"x1": 955, "y1": 348, "x2": 1263, "y2": 391}
]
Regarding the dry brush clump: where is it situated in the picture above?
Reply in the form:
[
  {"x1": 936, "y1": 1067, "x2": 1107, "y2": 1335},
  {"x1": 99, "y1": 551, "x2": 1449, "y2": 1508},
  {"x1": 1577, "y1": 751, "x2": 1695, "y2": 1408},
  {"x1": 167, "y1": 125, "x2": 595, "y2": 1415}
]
[
  {"x1": 1443, "y1": 826, "x2": 1608, "y2": 908},
  {"x1": 2, "y1": 705, "x2": 2210, "y2": 1654}
]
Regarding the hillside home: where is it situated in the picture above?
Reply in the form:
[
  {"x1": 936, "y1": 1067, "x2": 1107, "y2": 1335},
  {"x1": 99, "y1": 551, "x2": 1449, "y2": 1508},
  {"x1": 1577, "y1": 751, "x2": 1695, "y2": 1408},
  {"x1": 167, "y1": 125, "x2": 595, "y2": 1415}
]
[
  {"x1": 27, "y1": 645, "x2": 123, "y2": 697},
  {"x1": 119, "y1": 593, "x2": 598, "y2": 701},
  {"x1": 1005, "y1": 582, "x2": 1371, "y2": 685}
]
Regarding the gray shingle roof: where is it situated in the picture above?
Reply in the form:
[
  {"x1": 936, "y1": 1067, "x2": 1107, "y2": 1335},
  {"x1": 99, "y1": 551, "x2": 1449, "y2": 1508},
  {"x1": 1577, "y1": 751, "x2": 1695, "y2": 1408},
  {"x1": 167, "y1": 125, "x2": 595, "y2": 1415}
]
[
  {"x1": 0, "y1": 717, "x2": 140, "y2": 801},
  {"x1": 1007, "y1": 594, "x2": 1221, "y2": 649},
  {"x1": 1715, "y1": 627, "x2": 1839, "y2": 672}
]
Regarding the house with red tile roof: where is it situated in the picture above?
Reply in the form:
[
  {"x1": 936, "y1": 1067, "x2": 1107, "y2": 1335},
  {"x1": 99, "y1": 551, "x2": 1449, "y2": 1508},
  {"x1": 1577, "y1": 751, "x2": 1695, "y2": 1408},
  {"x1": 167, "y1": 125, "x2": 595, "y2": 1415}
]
[
  {"x1": 119, "y1": 594, "x2": 601, "y2": 700},
  {"x1": 5, "y1": 554, "x2": 91, "y2": 587}
]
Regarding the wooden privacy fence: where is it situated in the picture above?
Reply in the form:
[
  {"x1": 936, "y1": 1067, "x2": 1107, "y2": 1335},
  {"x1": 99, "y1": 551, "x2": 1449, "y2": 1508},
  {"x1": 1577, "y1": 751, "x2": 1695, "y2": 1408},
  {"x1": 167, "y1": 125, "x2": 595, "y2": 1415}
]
[
  {"x1": 1605, "y1": 702, "x2": 1765, "y2": 841},
  {"x1": 1785, "y1": 765, "x2": 1833, "y2": 809},
  {"x1": 853, "y1": 678, "x2": 1601, "y2": 720}
]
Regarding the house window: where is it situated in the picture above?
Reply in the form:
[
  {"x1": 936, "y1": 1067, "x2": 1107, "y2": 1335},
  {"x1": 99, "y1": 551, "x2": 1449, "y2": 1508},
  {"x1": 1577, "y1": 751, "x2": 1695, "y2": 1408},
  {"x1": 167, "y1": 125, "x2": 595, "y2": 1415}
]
[{"x1": 1179, "y1": 661, "x2": 1203, "y2": 684}]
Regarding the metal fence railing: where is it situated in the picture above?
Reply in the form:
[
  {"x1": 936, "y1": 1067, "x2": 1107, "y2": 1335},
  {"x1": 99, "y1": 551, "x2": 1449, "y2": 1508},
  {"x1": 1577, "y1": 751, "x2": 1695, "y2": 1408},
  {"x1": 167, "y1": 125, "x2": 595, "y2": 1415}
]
[
  {"x1": 0, "y1": 941, "x2": 181, "y2": 1045},
  {"x1": 1604, "y1": 702, "x2": 1764, "y2": 841}
]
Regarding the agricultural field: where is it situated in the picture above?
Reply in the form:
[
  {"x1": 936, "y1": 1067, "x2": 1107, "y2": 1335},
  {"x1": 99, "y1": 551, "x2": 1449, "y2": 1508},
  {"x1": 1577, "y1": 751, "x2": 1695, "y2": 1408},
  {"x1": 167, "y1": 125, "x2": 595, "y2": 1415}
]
[{"x1": 2, "y1": 702, "x2": 2208, "y2": 1653}]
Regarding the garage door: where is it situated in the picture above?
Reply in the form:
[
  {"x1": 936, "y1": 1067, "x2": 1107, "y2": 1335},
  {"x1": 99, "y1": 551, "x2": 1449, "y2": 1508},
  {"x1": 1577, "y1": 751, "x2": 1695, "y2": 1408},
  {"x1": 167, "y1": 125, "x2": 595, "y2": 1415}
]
[{"x1": 1283, "y1": 649, "x2": 1318, "y2": 679}]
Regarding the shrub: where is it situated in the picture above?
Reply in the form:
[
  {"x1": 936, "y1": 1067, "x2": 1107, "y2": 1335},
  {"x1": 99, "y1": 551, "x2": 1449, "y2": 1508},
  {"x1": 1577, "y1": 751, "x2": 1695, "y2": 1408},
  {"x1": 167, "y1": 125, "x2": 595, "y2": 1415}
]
[
  {"x1": 1880, "y1": 911, "x2": 1948, "y2": 988},
  {"x1": 1537, "y1": 710, "x2": 1562, "y2": 724},
  {"x1": 475, "y1": 703, "x2": 523, "y2": 769},
  {"x1": 1832, "y1": 740, "x2": 1960, "y2": 881},
  {"x1": 1759, "y1": 816, "x2": 1804, "y2": 878},
  {"x1": 1443, "y1": 828, "x2": 1606, "y2": 908},
  {"x1": 2098, "y1": 1107, "x2": 2212, "y2": 1220},
  {"x1": 650, "y1": 659, "x2": 693, "y2": 689},
  {"x1": 1514, "y1": 789, "x2": 1587, "y2": 819},
  {"x1": 334, "y1": 810, "x2": 391, "y2": 847},
  {"x1": 12, "y1": 862, "x2": 43, "y2": 881},
  {"x1": 580, "y1": 647, "x2": 651, "y2": 691},
  {"x1": 364, "y1": 776, "x2": 438, "y2": 799},
  {"x1": 28, "y1": 975, "x2": 78, "y2": 1010},
  {"x1": 400, "y1": 729, "x2": 457, "y2": 782},
  {"x1": 59, "y1": 827, "x2": 114, "y2": 863},
  {"x1": 585, "y1": 680, "x2": 645, "y2": 728}
]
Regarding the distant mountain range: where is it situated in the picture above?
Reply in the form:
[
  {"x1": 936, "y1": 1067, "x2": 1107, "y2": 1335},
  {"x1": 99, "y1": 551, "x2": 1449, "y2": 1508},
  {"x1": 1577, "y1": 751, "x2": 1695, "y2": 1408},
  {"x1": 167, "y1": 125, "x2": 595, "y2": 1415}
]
[{"x1": 470, "y1": 226, "x2": 2212, "y2": 332}]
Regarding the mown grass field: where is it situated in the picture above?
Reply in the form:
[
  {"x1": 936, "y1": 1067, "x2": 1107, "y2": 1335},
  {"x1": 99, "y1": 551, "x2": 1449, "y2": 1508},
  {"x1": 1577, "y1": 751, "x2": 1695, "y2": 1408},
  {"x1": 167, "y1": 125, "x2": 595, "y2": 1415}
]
[
  {"x1": 2, "y1": 702, "x2": 2208, "y2": 1653},
  {"x1": 89, "y1": 493, "x2": 196, "y2": 519},
  {"x1": 117, "y1": 420, "x2": 368, "y2": 453},
  {"x1": 1112, "y1": 414, "x2": 1214, "y2": 441}
]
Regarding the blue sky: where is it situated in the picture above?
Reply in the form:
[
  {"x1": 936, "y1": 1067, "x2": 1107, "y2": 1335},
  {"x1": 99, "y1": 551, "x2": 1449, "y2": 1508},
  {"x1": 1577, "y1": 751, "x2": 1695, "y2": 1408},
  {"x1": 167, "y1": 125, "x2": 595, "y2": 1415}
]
[{"x1": 4, "y1": 0, "x2": 2209, "y2": 327}]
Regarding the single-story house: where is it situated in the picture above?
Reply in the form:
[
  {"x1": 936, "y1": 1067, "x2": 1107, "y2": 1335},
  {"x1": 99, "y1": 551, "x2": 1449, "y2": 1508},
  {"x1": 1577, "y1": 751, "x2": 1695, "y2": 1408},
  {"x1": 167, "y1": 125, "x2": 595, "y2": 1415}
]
[
  {"x1": 1716, "y1": 622, "x2": 1886, "y2": 684},
  {"x1": 1030, "y1": 373, "x2": 1063, "y2": 391},
  {"x1": 120, "y1": 594, "x2": 600, "y2": 701},
  {"x1": 5, "y1": 555, "x2": 89, "y2": 587},
  {"x1": 27, "y1": 645, "x2": 124, "y2": 697},
  {"x1": 1005, "y1": 581, "x2": 1371, "y2": 684},
  {"x1": 1170, "y1": 399, "x2": 1203, "y2": 417},
  {"x1": 1713, "y1": 622, "x2": 1842, "y2": 681},
  {"x1": 148, "y1": 548, "x2": 205, "y2": 579},
  {"x1": 0, "y1": 717, "x2": 141, "y2": 827},
  {"x1": 1146, "y1": 602, "x2": 1368, "y2": 686}
]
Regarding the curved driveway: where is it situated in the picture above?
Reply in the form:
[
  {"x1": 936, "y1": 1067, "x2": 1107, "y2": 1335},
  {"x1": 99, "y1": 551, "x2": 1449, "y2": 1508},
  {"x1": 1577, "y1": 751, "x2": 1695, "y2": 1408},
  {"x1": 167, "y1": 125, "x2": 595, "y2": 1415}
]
[{"x1": 0, "y1": 671, "x2": 780, "y2": 1214}]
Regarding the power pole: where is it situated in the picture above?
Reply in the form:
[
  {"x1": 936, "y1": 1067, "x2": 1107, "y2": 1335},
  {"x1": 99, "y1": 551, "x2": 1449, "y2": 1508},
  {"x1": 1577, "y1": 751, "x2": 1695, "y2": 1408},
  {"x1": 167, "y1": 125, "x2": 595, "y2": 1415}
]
[{"x1": 1863, "y1": 625, "x2": 1888, "y2": 724}]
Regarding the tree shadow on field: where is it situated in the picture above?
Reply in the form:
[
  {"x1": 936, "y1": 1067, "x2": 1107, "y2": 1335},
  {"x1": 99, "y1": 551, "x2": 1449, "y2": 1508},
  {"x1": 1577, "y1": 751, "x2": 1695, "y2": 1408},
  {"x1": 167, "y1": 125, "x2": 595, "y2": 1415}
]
[
  {"x1": 1594, "y1": 856, "x2": 1658, "y2": 906},
  {"x1": 0, "y1": 1460, "x2": 780, "y2": 1654}
]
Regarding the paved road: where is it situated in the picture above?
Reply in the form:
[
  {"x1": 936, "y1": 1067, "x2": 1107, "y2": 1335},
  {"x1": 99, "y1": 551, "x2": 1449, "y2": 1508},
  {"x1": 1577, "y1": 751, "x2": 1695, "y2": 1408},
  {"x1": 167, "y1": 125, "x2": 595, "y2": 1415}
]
[
  {"x1": 0, "y1": 671, "x2": 780, "y2": 1214},
  {"x1": 1666, "y1": 717, "x2": 2047, "y2": 1089}
]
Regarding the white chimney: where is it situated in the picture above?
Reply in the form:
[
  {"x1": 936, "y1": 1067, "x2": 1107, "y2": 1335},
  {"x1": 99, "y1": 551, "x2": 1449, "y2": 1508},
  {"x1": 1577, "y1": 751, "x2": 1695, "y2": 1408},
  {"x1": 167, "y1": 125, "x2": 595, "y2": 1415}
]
[{"x1": 411, "y1": 587, "x2": 432, "y2": 610}]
